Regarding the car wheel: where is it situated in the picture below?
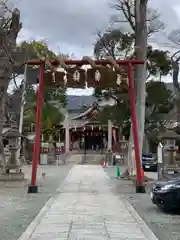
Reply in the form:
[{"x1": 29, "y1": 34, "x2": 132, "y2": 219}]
[
  {"x1": 151, "y1": 197, "x2": 156, "y2": 205},
  {"x1": 158, "y1": 202, "x2": 171, "y2": 212}
]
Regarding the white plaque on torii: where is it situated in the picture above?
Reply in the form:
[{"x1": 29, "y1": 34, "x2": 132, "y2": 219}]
[
  {"x1": 95, "y1": 70, "x2": 101, "y2": 82},
  {"x1": 116, "y1": 74, "x2": 121, "y2": 85},
  {"x1": 73, "y1": 70, "x2": 80, "y2": 82}
]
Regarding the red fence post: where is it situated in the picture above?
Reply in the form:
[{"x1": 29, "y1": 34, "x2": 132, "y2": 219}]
[
  {"x1": 127, "y1": 62, "x2": 145, "y2": 193},
  {"x1": 28, "y1": 63, "x2": 45, "y2": 193}
]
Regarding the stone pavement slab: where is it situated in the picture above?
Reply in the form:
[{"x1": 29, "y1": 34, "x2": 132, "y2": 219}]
[{"x1": 19, "y1": 165, "x2": 159, "y2": 240}]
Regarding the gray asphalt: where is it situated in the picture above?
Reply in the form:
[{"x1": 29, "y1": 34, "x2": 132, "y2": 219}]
[
  {"x1": 0, "y1": 161, "x2": 76, "y2": 240},
  {"x1": 104, "y1": 166, "x2": 180, "y2": 240}
]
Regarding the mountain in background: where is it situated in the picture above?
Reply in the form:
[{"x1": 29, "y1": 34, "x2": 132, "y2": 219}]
[{"x1": 8, "y1": 82, "x2": 175, "y2": 114}]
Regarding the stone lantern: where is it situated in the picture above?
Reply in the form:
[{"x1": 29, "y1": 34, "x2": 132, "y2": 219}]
[
  {"x1": 116, "y1": 140, "x2": 128, "y2": 165},
  {"x1": 47, "y1": 135, "x2": 56, "y2": 164},
  {"x1": 3, "y1": 125, "x2": 21, "y2": 171},
  {"x1": 119, "y1": 140, "x2": 128, "y2": 152},
  {"x1": 161, "y1": 130, "x2": 180, "y2": 174}
]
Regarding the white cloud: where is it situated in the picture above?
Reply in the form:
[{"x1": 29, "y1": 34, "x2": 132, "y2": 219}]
[
  {"x1": 16, "y1": 0, "x2": 113, "y2": 55},
  {"x1": 15, "y1": 0, "x2": 180, "y2": 55},
  {"x1": 173, "y1": 5, "x2": 180, "y2": 21}
]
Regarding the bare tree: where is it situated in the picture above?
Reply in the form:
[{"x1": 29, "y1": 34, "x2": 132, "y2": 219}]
[
  {"x1": 0, "y1": 2, "x2": 23, "y2": 170},
  {"x1": 169, "y1": 30, "x2": 180, "y2": 93},
  {"x1": 112, "y1": 0, "x2": 164, "y2": 36},
  {"x1": 95, "y1": 30, "x2": 134, "y2": 59},
  {"x1": 95, "y1": 0, "x2": 165, "y2": 175},
  {"x1": 102, "y1": 0, "x2": 162, "y2": 174},
  {"x1": 168, "y1": 30, "x2": 180, "y2": 122}
]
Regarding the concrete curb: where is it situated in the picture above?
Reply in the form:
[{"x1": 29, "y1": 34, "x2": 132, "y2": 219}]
[
  {"x1": 18, "y1": 167, "x2": 74, "y2": 240},
  {"x1": 123, "y1": 197, "x2": 159, "y2": 240}
]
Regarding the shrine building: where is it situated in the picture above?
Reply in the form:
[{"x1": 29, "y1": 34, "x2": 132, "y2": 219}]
[{"x1": 58, "y1": 95, "x2": 119, "y2": 152}]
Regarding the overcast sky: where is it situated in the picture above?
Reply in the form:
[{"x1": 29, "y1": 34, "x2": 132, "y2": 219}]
[
  {"x1": 14, "y1": 0, "x2": 180, "y2": 95},
  {"x1": 16, "y1": 0, "x2": 180, "y2": 56}
]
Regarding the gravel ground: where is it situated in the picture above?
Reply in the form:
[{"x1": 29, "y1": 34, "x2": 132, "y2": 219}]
[
  {"x1": 0, "y1": 155, "x2": 78, "y2": 240},
  {"x1": 105, "y1": 166, "x2": 180, "y2": 240}
]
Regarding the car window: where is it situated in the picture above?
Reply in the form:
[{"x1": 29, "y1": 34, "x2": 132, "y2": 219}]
[{"x1": 167, "y1": 178, "x2": 180, "y2": 185}]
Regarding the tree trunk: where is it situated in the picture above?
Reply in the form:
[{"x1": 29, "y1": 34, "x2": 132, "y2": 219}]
[
  {"x1": 172, "y1": 60, "x2": 180, "y2": 122},
  {"x1": 0, "y1": 77, "x2": 11, "y2": 169},
  {"x1": 127, "y1": 1, "x2": 148, "y2": 176},
  {"x1": 0, "y1": 8, "x2": 21, "y2": 170},
  {"x1": 134, "y1": 0, "x2": 147, "y2": 159}
]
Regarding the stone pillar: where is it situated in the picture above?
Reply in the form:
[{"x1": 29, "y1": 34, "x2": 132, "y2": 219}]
[
  {"x1": 108, "y1": 120, "x2": 112, "y2": 151},
  {"x1": 47, "y1": 135, "x2": 55, "y2": 164},
  {"x1": 65, "y1": 119, "x2": 70, "y2": 153}
]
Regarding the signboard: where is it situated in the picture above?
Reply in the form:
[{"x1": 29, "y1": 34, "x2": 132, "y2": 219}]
[
  {"x1": 56, "y1": 142, "x2": 64, "y2": 154},
  {"x1": 86, "y1": 68, "x2": 117, "y2": 89},
  {"x1": 41, "y1": 142, "x2": 49, "y2": 153},
  {"x1": 32, "y1": 67, "x2": 129, "y2": 90},
  {"x1": 56, "y1": 142, "x2": 64, "y2": 147},
  {"x1": 44, "y1": 71, "x2": 65, "y2": 86},
  {"x1": 66, "y1": 68, "x2": 86, "y2": 88},
  {"x1": 157, "y1": 143, "x2": 163, "y2": 163}
]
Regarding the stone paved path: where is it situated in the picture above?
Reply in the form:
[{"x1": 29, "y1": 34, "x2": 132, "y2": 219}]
[{"x1": 19, "y1": 165, "x2": 159, "y2": 240}]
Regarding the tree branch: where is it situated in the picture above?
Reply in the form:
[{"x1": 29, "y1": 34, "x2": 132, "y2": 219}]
[
  {"x1": 96, "y1": 31, "x2": 116, "y2": 59},
  {"x1": 171, "y1": 50, "x2": 180, "y2": 61},
  {"x1": 10, "y1": 8, "x2": 21, "y2": 39},
  {"x1": 113, "y1": 0, "x2": 164, "y2": 36},
  {"x1": 115, "y1": 0, "x2": 135, "y2": 31},
  {"x1": 168, "y1": 29, "x2": 180, "y2": 47}
]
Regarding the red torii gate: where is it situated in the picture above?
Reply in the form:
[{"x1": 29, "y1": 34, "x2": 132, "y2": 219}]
[{"x1": 27, "y1": 58, "x2": 145, "y2": 193}]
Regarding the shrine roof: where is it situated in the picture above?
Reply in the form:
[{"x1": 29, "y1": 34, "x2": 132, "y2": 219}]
[{"x1": 67, "y1": 95, "x2": 96, "y2": 110}]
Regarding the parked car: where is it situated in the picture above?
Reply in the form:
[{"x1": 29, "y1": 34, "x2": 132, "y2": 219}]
[
  {"x1": 142, "y1": 153, "x2": 157, "y2": 171},
  {"x1": 151, "y1": 177, "x2": 180, "y2": 211}
]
